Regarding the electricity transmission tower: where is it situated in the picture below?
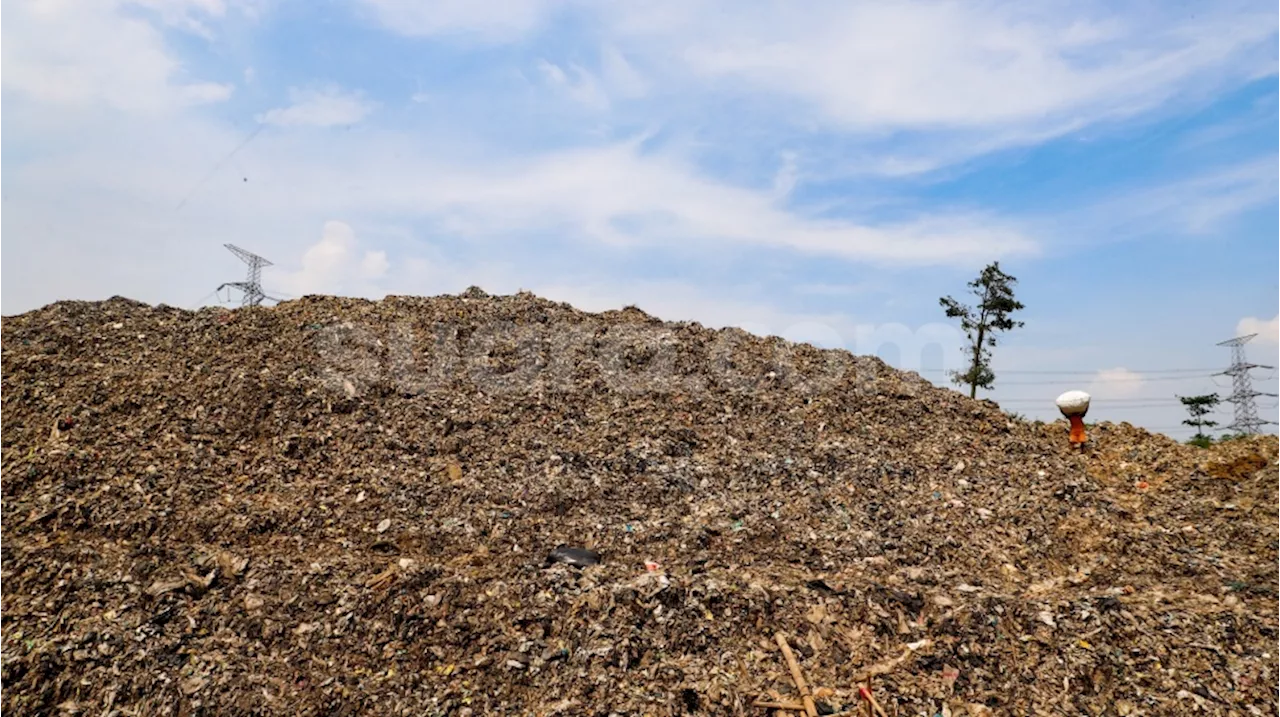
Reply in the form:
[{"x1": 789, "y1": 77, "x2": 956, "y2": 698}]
[
  {"x1": 217, "y1": 244, "x2": 275, "y2": 307},
  {"x1": 1215, "y1": 334, "x2": 1277, "y2": 435}
]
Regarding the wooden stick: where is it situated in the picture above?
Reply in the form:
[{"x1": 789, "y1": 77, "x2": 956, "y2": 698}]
[
  {"x1": 850, "y1": 639, "x2": 932, "y2": 683},
  {"x1": 752, "y1": 700, "x2": 807, "y2": 710},
  {"x1": 858, "y1": 684, "x2": 889, "y2": 717},
  {"x1": 775, "y1": 633, "x2": 819, "y2": 717}
]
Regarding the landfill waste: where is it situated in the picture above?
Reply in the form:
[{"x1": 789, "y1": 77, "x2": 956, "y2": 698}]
[
  {"x1": 1, "y1": 293, "x2": 1277, "y2": 716},
  {"x1": 547, "y1": 545, "x2": 602, "y2": 568}
]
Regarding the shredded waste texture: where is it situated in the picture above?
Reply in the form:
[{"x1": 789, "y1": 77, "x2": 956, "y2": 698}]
[{"x1": 3, "y1": 292, "x2": 1276, "y2": 716}]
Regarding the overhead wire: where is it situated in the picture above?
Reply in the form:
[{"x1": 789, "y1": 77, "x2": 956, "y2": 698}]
[
  {"x1": 996, "y1": 399, "x2": 1186, "y2": 404},
  {"x1": 176, "y1": 123, "x2": 267, "y2": 210},
  {"x1": 913, "y1": 367, "x2": 1219, "y2": 376},
  {"x1": 184, "y1": 289, "x2": 221, "y2": 310},
  {"x1": 991, "y1": 375, "x2": 1220, "y2": 386}
]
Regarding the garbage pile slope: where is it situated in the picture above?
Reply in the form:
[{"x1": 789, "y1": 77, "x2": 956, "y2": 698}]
[{"x1": 3, "y1": 293, "x2": 1276, "y2": 716}]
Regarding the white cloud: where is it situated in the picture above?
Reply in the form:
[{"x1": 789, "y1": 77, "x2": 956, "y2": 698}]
[
  {"x1": 772, "y1": 152, "x2": 799, "y2": 199},
  {"x1": 53, "y1": 116, "x2": 1026, "y2": 267},
  {"x1": 607, "y1": 2, "x2": 1275, "y2": 132},
  {"x1": 533, "y1": 47, "x2": 652, "y2": 113},
  {"x1": 358, "y1": 0, "x2": 559, "y2": 43},
  {"x1": 1088, "y1": 367, "x2": 1146, "y2": 399},
  {"x1": 794, "y1": 283, "x2": 879, "y2": 298},
  {"x1": 353, "y1": 2, "x2": 1276, "y2": 175},
  {"x1": 536, "y1": 60, "x2": 610, "y2": 111},
  {"x1": 273, "y1": 221, "x2": 390, "y2": 298},
  {"x1": 0, "y1": 101, "x2": 1037, "y2": 318},
  {"x1": 1175, "y1": 161, "x2": 1280, "y2": 234},
  {"x1": 1090, "y1": 153, "x2": 1280, "y2": 236},
  {"x1": 361, "y1": 252, "x2": 391, "y2": 280},
  {"x1": 10, "y1": 0, "x2": 1269, "y2": 337},
  {"x1": 258, "y1": 86, "x2": 377, "y2": 127},
  {"x1": 376, "y1": 140, "x2": 1036, "y2": 264},
  {"x1": 131, "y1": 0, "x2": 228, "y2": 38},
  {"x1": 132, "y1": 0, "x2": 229, "y2": 17},
  {"x1": 599, "y1": 46, "x2": 648, "y2": 99},
  {"x1": 1, "y1": 0, "x2": 234, "y2": 113},
  {"x1": 181, "y1": 82, "x2": 236, "y2": 104},
  {"x1": 1237, "y1": 315, "x2": 1280, "y2": 344}
]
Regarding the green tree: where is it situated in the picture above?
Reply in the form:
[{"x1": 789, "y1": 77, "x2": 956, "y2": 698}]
[
  {"x1": 1178, "y1": 393, "x2": 1220, "y2": 440},
  {"x1": 940, "y1": 262, "x2": 1026, "y2": 399}
]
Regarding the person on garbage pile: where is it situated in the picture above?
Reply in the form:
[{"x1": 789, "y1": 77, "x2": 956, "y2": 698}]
[{"x1": 1055, "y1": 390, "x2": 1091, "y2": 448}]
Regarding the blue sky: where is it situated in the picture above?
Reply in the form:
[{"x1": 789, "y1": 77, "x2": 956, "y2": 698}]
[{"x1": 3, "y1": 0, "x2": 1277, "y2": 436}]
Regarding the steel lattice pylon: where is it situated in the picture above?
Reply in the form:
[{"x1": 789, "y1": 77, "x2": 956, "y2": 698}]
[
  {"x1": 1215, "y1": 334, "x2": 1277, "y2": 435},
  {"x1": 217, "y1": 244, "x2": 273, "y2": 307}
]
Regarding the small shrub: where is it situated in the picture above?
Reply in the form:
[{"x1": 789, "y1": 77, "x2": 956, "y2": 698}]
[{"x1": 1186, "y1": 435, "x2": 1214, "y2": 449}]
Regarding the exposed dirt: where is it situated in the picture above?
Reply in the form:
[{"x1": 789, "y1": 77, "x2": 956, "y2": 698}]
[{"x1": 3, "y1": 292, "x2": 1276, "y2": 716}]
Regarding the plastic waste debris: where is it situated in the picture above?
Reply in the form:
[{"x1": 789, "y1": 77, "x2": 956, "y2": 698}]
[{"x1": 546, "y1": 545, "x2": 601, "y2": 568}]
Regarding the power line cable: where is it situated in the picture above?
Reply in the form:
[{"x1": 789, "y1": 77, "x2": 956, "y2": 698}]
[
  {"x1": 176, "y1": 123, "x2": 266, "y2": 210},
  {"x1": 184, "y1": 289, "x2": 221, "y2": 310},
  {"x1": 992, "y1": 375, "x2": 1217, "y2": 386},
  {"x1": 914, "y1": 367, "x2": 1219, "y2": 375},
  {"x1": 997, "y1": 396, "x2": 1190, "y2": 401}
]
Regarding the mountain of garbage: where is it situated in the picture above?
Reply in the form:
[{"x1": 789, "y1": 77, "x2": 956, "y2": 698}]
[{"x1": 3, "y1": 292, "x2": 1276, "y2": 716}]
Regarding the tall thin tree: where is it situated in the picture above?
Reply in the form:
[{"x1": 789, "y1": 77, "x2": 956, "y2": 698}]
[
  {"x1": 1178, "y1": 393, "x2": 1221, "y2": 440},
  {"x1": 940, "y1": 262, "x2": 1026, "y2": 399}
]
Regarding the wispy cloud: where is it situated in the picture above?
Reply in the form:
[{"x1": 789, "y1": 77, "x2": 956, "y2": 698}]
[
  {"x1": 357, "y1": 0, "x2": 559, "y2": 42},
  {"x1": 536, "y1": 60, "x2": 610, "y2": 111},
  {"x1": 131, "y1": 0, "x2": 230, "y2": 39},
  {"x1": 1172, "y1": 161, "x2": 1280, "y2": 234},
  {"x1": 1079, "y1": 157, "x2": 1279, "y2": 239},
  {"x1": 257, "y1": 86, "x2": 377, "y2": 127},
  {"x1": 182, "y1": 83, "x2": 236, "y2": 104},
  {"x1": 655, "y1": 3, "x2": 1273, "y2": 129},
  {"x1": 385, "y1": 140, "x2": 1038, "y2": 264},
  {"x1": 360, "y1": 1, "x2": 1276, "y2": 175}
]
